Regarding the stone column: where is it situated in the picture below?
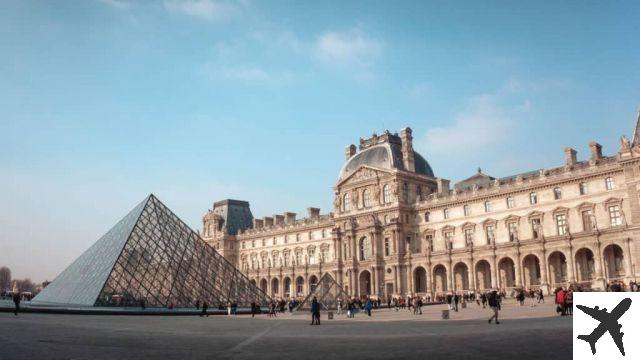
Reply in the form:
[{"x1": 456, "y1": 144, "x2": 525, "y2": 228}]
[
  {"x1": 393, "y1": 265, "x2": 399, "y2": 294},
  {"x1": 426, "y1": 263, "x2": 433, "y2": 296},
  {"x1": 448, "y1": 261, "x2": 454, "y2": 292},
  {"x1": 469, "y1": 259, "x2": 476, "y2": 292},
  {"x1": 408, "y1": 265, "x2": 414, "y2": 294},
  {"x1": 566, "y1": 247, "x2": 576, "y2": 282},
  {"x1": 491, "y1": 255, "x2": 498, "y2": 289},
  {"x1": 625, "y1": 238, "x2": 634, "y2": 280},
  {"x1": 515, "y1": 254, "x2": 523, "y2": 287}
]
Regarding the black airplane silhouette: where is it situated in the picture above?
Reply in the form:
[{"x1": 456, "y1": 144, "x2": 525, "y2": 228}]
[{"x1": 577, "y1": 298, "x2": 632, "y2": 356}]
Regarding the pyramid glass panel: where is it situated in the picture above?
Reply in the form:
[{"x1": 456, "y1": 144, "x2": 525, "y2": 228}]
[
  {"x1": 34, "y1": 195, "x2": 269, "y2": 308},
  {"x1": 297, "y1": 273, "x2": 350, "y2": 311}
]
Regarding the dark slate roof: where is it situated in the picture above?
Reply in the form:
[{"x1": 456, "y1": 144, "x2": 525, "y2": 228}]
[
  {"x1": 338, "y1": 143, "x2": 434, "y2": 180},
  {"x1": 212, "y1": 199, "x2": 254, "y2": 235}
]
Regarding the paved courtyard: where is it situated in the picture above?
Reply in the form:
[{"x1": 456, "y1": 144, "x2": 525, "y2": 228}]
[{"x1": 0, "y1": 300, "x2": 572, "y2": 359}]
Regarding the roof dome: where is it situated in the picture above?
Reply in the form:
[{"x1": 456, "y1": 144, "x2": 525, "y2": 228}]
[{"x1": 338, "y1": 143, "x2": 434, "y2": 180}]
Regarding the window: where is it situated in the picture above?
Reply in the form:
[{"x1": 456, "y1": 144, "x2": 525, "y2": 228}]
[
  {"x1": 426, "y1": 234, "x2": 434, "y2": 251},
  {"x1": 506, "y1": 196, "x2": 515, "y2": 209},
  {"x1": 464, "y1": 204, "x2": 471, "y2": 216},
  {"x1": 531, "y1": 218, "x2": 542, "y2": 238},
  {"x1": 508, "y1": 222, "x2": 518, "y2": 242},
  {"x1": 579, "y1": 182, "x2": 588, "y2": 195},
  {"x1": 242, "y1": 242, "x2": 246, "y2": 249},
  {"x1": 252, "y1": 240, "x2": 255, "y2": 248},
  {"x1": 295, "y1": 234, "x2": 300, "y2": 242},
  {"x1": 241, "y1": 258, "x2": 248, "y2": 271},
  {"x1": 321, "y1": 247, "x2": 330, "y2": 263},
  {"x1": 402, "y1": 182, "x2": 409, "y2": 201},
  {"x1": 383, "y1": 184, "x2": 392, "y2": 204},
  {"x1": 384, "y1": 238, "x2": 391, "y2": 256},
  {"x1": 417, "y1": 186, "x2": 423, "y2": 201},
  {"x1": 444, "y1": 231, "x2": 453, "y2": 249},
  {"x1": 343, "y1": 193, "x2": 350, "y2": 211},
  {"x1": 556, "y1": 214, "x2": 568, "y2": 235},
  {"x1": 363, "y1": 189, "x2": 371, "y2": 208},
  {"x1": 322, "y1": 229, "x2": 326, "y2": 238},
  {"x1": 295, "y1": 252, "x2": 302, "y2": 265},
  {"x1": 529, "y1": 192, "x2": 538, "y2": 205},
  {"x1": 464, "y1": 228, "x2": 473, "y2": 246},
  {"x1": 272, "y1": 237, "x2": 276, "y2": 245},
  {"x1": 484, "y1": 201, "x2": 493, "y2": 212},
  {"x1": 359, "y1": 237, "x2": 371, "y2": 260},
  {"x1": 424, "y1": 212, "x2": 430, "y2": 222},
  {"x1": 609, "y1": 205, "x2": 623, "y2": 226},
  {"x1": 410, "y1": 236, "x2": 420, "y2": 254},
  {"x1": 308, "y1": 249, "x2": 316, "y2": 264},
  {"x1": 284, "y1": 235, "x2": 288, "y2": 244},
  {"x1": 443, "y1": 208, "x2": 450, "y2": 219},
  {"x1": 308, "y1": 231, "x2": 314, "y2": 240},
  {"x1": 605, "y1": 177, "x2": 615, "y2": 190},
  {"x1": 485, "y1": 225, "x2": 495, "y2": 245},
  {"x1": 553, "y1": 187, "x2": 562, "y2": 200},
  {"x1": 582, "y1": 209, "x2": 594, "y2": 231},
  {"x1": 261, "y1": 239, "x2": 266, "y2": 246}
]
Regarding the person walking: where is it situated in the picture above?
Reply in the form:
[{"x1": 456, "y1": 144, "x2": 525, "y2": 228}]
[
  {"x1": 251, "y1": 301, "x2": 257, "y2": 317},
  {"x1": 12, "y1": 292, "x2": 20, "y2": 316},
  {"x1": 201, "y1": 301, "x2": 209, "y2": 317},
  {"x1": 487, "y1": 291, "x2": 501, "y2": 324},
  {"x1": 337, "y1": 298, "x2": 343, "y2": 315},
  {"x1": 310, "y1": 297, "x2": 321, "y2": 325},
  {"x1": 365, "y1": 298, "x2": 372, "y2": 317},
  {"x1": 555, "y1": 287, "x2": 567, "y2": 316},
  {"x1": 454, "y1": 294, "x2": 459, "y2": 312}
]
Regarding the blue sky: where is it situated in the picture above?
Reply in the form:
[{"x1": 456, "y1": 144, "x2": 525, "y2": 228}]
[{"x1": 1, "y1": 0, "x2": 639, "y2": 282}]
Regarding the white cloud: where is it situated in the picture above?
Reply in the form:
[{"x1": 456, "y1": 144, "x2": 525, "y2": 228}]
[
  {"x1": 420, "y1": 94, "x2": 524, "y2": 153},
  {"x1": 314, "y1": 28, "x2": 382, "y2": 65},
  {"x1": 202, "y1": 62, "x2": 293, "y2": 85},
  {"x1": 164, "y1": 0, "x2": 242, "y2": 21},
  {"x1": 97, "y1": 0, "x2": 131, "y2": 9}
]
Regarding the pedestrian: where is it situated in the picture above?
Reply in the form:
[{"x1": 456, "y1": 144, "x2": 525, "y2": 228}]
[
  {"x1": 337, "y1": 298, "x2": 343, "y2": 315},
  {"x1": 140, "y1": 298, "x2": 146, "y2": 310},
  {"x1": 201, "y1": 302, "x2": 209, "y2": 317},
  {"x1": 227, "y1": 300, "x2": 232, "y2": 316},
  {"x1": 12, "y1": 292, "x2": 20, "y2": 316},
  {"x1": 454, "y1": 294, "x2": 459, "y2": 312},
  {"x1": 565, "y1": 291, "x2": 573, "y2": 316},
  {"x1": 487, "y1": 291, "x2": 501, "y2": 324},
  {"x1": 555, "y1": 287, "x2": 567, "y2": 316},
  {"x1": 195, "y1": 300, "x2": 200, "y2": 310},
  {"x1": 481, "y1": 293, "x2": 487, "y2": 308},
  {"x1": 365, "y1": 298, "x2": 372, "y2": 317},
  {"x1": 251, "y1": 301, "x2": 257, "y2": 317},
  {"x1": 311, "y1": 297, "x2": 321, "y2": 325}
]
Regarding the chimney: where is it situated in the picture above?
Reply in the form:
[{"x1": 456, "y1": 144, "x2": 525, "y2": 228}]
[
  {"x1": 254, "y1": 219, "x2": 264, "y2": 229},
  {"x1": 307, "y1": 207, "x2": 320, "y2": 219},
  {"x1": 564, "y1": 147, "x2": 577, "y2": 167},
  {"x1": 436, "y1": 178, "x2": 450, "y2": 194},
  {"x1": 274, "y1": 214, "x2": 284, "y2": 225},
  {"x1": 589, "y1": 142, "x2": 602, "y2": 163},
  {"x1": 399, "y1": 127, "x2": 415, "y2": 172},
  {"x1": 345, "y1": 144, "x2": 357, "y2": 160},
  {"x1": 284, "y1": 212, "x2": 297, "y2": 224},
  {"x1": 263, "y1": 216, "x2": 274, "y2": 227}
]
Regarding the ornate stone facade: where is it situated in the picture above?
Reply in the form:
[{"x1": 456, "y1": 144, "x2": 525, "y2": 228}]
[{"x1": 202, "y1": 116, "x2": 640, "y2": 298}]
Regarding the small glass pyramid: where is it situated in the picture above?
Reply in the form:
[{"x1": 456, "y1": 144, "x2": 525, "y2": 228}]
[
  {"x1": 296, "y1": 273, "x2": 350, "y2": 311},
  {"x1": 34, "y1": 194, "x2": 270, "y2": 308}
]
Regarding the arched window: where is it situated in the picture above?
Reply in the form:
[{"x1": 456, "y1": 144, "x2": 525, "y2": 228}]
[
  {"x1": 343, "y1": 193, "x2": 350, "y2": 211},
  {"x1": 424, "y1": 211, "x2": 430, "y2": 222},
  {"x1": 359, "y1": 237, "x2": 371, "y2": 260},
  {"x1": 363, "y1": 189, "x2": 371, "y2": 208},
  {"x1": 383, "y1": 184, "x2": 391, "y2": 204}
]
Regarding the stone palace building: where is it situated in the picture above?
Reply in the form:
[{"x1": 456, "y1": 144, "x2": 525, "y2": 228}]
[{"x1": 201, "y1": 114, "x2": 640, "y2": 299}]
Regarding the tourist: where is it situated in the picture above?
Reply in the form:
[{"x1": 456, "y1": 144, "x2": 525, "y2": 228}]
[
  {"x1": 555, "y1": 287, "x2": 567, "y2": 316},
  {"x1": 565, "y1": 291, "x2": 573, "y2": 315},
  {"x1": 232, "y1": 301, "x2": 238, "y2": 315},
  {"x1": 529, "y1": 289, "x2": 536, "y2": 307},
  {"x1": 12, "y1": 292, "x2": 20, "y2": 316},
  {"x1": 310, "y1": 297, "x2": 321, "y2": 325},
  {"x1": 480, "y1": 293, "x2": 487, "y2": 308},
  {"x1": 251, "y1": 301, "x2": 257, "y2": 317},
  {"x1": 365, "y1": 298, "x2": 373, "y2": 317},
  {"x1": 201, "y1": 301, "x2": 209, "y2": 317},
  {"x1": 195, "y1": 299, "x2": 200, "y2": 310},
  {"x1": 140, "y1": 299, "x2": 146, "y2": 310},
  {"x1": 487, "y1": 291, "x2": 500, "y2": 324},
  {"x1": 453, "y1": 293, "x2": 459, "y2": 312},
  {"x1": 537, "y1": 289, "x2": 544, "y2": 303},
  {"x1": 227, "y1": 301, "x2": 232, "y2": 316},
  {"x1": 337, "y1": 298, "x2": 343, "y2": 315}
]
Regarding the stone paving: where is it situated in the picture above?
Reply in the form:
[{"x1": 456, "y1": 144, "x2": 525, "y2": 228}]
[{"x1": 0, "y1": 299, "x2": 572, "y2": 360}]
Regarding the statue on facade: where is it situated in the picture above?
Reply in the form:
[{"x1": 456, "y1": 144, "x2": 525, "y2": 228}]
[
  {"x1": 621, "y1": 135, "x2": 631, "y2": 150},
  {"x1": 352, "y1": 189, "x2": 360, "y2": 208},
  {"x1": 333, "y1": 193, "x2": 342, "y2": 210},
  {"x1": 373, "y1": 184, "x2": 381, "y2": 204}
]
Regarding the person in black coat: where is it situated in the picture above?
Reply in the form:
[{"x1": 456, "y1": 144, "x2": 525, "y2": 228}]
[
  {"x1": 201, "y1": 302, "x2": 209, "y2": 317},
  {"x1": 487, "y1": 291, "x2": 501, "y2": 324},
  {"x1": 310, "y1": 297, "x2": 321, "y2": 325},
  {"x1": 13, "y1": 292, "x2": 21, "y2": 316}
]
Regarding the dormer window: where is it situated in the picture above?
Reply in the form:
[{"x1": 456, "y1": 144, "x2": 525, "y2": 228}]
[
  {"x1": 605, "y1": 177, "x2": 615, "y2": 190},
  {"x1": 530, "y1": 192, "x2": 538, "y2": 205},
  {"x1": 484, "y1": 201, "x2": 493, "y2": 212},
  {"x1": 553, "y1": 187, "x2": 562, "y2": 200},
  {"x1": 363, "y1": 189, "x2": 371, "y2": 208},
  {"x1": 463, "y1": 204, "x2": 471, "y2": 216},
  {"x1": 506, "y1": 196, "x2": 515, "y2": 209},
  {"x1": 383, "y1": 184, "x2": 391, "y2": 204},
  {"x1": 579, "y1": 182, "x2": 588, "y2": 195},
  {"x1": 424, "y1": 211, "x2": 430, "y2": 222},
  {"x1": 343, "y1": 193, "x2": 350, "y2": 211},
  {"x1": 443, "y1": 208, "x2": 450, "y2": 219}
]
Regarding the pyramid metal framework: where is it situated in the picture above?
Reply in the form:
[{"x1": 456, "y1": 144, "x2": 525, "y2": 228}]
[
  {"x1": 296, "y1": 273, "x2": 350, "y2": 311},
  {"x1": 34, "y1": 194, "x2": 270, "y2": 308}
]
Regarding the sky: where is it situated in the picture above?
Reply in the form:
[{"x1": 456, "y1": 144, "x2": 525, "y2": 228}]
[{"x1": 1, "y1": 0, "x2": 639, "y2": 283}]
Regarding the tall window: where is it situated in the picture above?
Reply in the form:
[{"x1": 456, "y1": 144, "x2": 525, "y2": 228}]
[
  {"x1": 424, "y1": 211, "x2": 430, "y2": 222},
  {"x1": 426, "y1": 234, "x2": 434, "y2": 251},
  {"x1": 359, "y1": 237, "x2": 371, "y2": 260},
  {"x1": 605, "y1": 177, "x2": 615, "y2": 190},
  {"x1": 484, "y1": 201, "x2": 493, "y2": 212},
  {"x1": 582, "y1": 209, "x2": 594, "y2": 231},
  {"x1": 384, "y1": 238, "x2": 391, "y2": 256},
  {"x1": 530, "y1": 192, "x2": 538, "y2": 205},
  {"x1": 553, "y1": 187, "x2": 562, "y2": 200},
  {"x1": 609, "y1": 205, "x2": 622, "y2": 226},
  {"x1": 321, "y1": 247, "x2": 330, "y2": 263},
  {"x1": 444, "y1": 231, "x2": 453, "y2": 249},
  {"x1": 485, "y1": 225, "x2": 495, "y2": 245},
  {"x1": 464, "y1": 228, "x2": 474, "y2": 246},
  {"x1": 343, "y1": 193, "x2": 350, "y2": 211},
  {"x1": 506, "y1": 196, "x2": 515, "y2": 209},
  {"x1": 363, "y1": 189, "x2": 371, "y2": 208},
  {"x1": 463, "y1": 204, "x2": 471, "y2": 216},
  {"x1": 508, "y1": 222, "x2": 518, "y2": 242},
  {"x1": 262, "y1": 239, "x2": 266, "y2": 246},
  {"x1": 296, "y1": 252, "x2": 302, "y2": 265},
  {"x1": 579, "y1": 182, "x2": 588, "y2": 195},
  {"x1": 383, "y1": 184, "x2": 391, "y2": 204},
  {"x1": 252, "y1": 240, "x2": 255, "y2": 248},
  {"x1": 308, "y1": 249, "x2": 316, "y2": 264},
  {"x1": 443, "y1": 208, "x2": 450, "y2": 219},
  {"x1": 556, "y1": 214, "x2": 568, "y2": 235},
  {"x1": 283, "y1": 254, "x2": 289, "y2": 267},
  {"x1": 531, "y1": 218, "x2": 542, "y2": 238}
]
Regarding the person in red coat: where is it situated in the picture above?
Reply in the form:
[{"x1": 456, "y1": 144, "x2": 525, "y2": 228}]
[{"x1": 555, "y1": 288, "x2": 567, "y2": 316}]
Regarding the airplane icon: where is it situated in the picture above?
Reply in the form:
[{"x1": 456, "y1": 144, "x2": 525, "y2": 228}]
[{"x1": 577, "y1": 298, "x2": 632, "y2": 356}]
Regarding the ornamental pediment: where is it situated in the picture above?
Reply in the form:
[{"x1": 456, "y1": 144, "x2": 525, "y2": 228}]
[{"x1": 336, "y1": 165, "x2": 392, "y2": 187}]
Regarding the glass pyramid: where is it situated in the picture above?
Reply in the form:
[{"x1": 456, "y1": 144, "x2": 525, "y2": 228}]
[
  {"x1": 34, "y1": 194, "x2": 270, "y2": 308},
  {"x1": 296, "y1": 273, "x2": 350, "y2": 311}
]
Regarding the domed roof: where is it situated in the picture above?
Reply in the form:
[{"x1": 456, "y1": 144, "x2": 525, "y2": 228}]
[{"x1": 338, "y1": 143, "x2": 434, "y2": 180}]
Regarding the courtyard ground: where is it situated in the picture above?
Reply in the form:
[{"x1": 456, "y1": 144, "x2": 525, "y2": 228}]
[{"x1": 0, "y1": 300, "x2": 572, "y2": 359}]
